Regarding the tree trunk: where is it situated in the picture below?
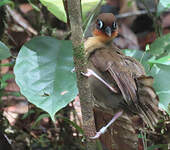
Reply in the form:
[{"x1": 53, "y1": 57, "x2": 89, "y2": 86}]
[{"x1": 67, "y1": 1, "x2": 97, "y2": 149}]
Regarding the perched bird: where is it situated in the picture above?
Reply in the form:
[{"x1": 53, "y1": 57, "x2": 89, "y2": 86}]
[{"x1": 83, "y1": 13, "x2": 159, "y2": 139}]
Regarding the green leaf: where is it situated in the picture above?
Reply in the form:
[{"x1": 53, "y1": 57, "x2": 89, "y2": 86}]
[
  {"x1": 149, "y1": 33, "x2": 170, "y2": 56},
  {"x1": 122, "y1": 49, "x2": 144, "y2": 59},
  {"x1": 122, "y1": 49, "x2": 151, "y2": 73},
  {"x1": 27, "y1": 0, "x2": 40, "y2": 12},
  {"x1": 0, "y1": 63, "x2": 13, "y2": 67},
  {"x1": 8, "y1": 91, "x2": 21, "y2": 97},
  {"x1": 157, "y1": 0, "x2": 170, "y2": 16},
  {"x1": 127, "y1": 1, "x2": 133, "y2": 7},
  {"x1": 148, "y1": 55, "x2": 170, "y2": 65},
  {"x1": 1, "y1": 73, "x2": 14, "y2": 81},
  {"x1": 81, "y1": 0, "x2": 105, "y2": 21},
  {"x1": 147, "y1": 144, "x2": 168, "y2": 150},
  {"x1": 14, "y1": 36, "x2": 78, "y2": 121},
  {"x1": 0, "y1": 41, "x2": 11, "y2": 60},
  {"x1": 56, "y1": 115, "x2": 84, "y2": 135},
  {"x1": 39, "y1": 0, "x2": 104, "y2": 23},
  {"x1": 0, "y1": 0, "x2": 14, "y2": 7},
  {"x1": 39, "y1": 0, "x2": 67, "y2": 23},
  {"x1": 149, "y1": 64, "x2": 170, "y2": 114},
  {"x1": 123, "y1": 49, "x2": 170, "y2": 114},
  {"x1": 0, "y1": 73, "x2": 14, "y2": 89},
  {"x1": 159, "y1": 0, "x2": 170, "y2": 7},
  {"x1": 32, "y1": 113, "x2": 50, "y2": 128},
  {"x1": 22, "y1": 110, "x2": 35, "y2": 120}
]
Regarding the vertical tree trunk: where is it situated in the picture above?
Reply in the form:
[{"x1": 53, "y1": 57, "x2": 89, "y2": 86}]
[{"x1": 67, "y1": 1, "x2": 97, "y2": 149}]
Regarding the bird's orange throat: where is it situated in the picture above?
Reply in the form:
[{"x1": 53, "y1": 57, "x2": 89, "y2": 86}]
[
  {"x1": 93, "y1": 29, "x2": 118, "y2": 43},
  {"x1": 85, "y1": 29, "x2": 118, "y2": 56}
]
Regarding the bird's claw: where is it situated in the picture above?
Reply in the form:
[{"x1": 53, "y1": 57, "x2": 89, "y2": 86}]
[
  {"x1": 71, "y1": 67, "x2": 75, "y2": 73},
  {"x1": 89, "y1": 126, "x2": 107, "y2": 139},
  {"x1": 89, "y1": 111, "x2": 123, "y2": 139},
  {"x1": 81, "y1": 69, "x2": 93, "y2": 77}
]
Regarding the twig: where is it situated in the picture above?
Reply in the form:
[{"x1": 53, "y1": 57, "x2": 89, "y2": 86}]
[
  {"x1": 140, "y1": 0, "x2": 154, "y2": 18},
  {"x1": 116, "y1": 9, "x2": 170, "y2": 19},
  {"x1": 116, "y1": 9, "x2": 155, "y2": 19},
  {"x1": 6, "y1": 5, "x2": 37, "y2": 35},
  {"x1": 62, "y1": 0, "x2": 70, "y2": 28},
  {"x1": 67, "y1": 0, "x2": 97, "y2": 150},
  {"x1": 140, "y1": 0, "x2": 162, "y2": 37}
]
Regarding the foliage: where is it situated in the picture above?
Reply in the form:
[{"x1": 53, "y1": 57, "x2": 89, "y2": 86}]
[
  {"x1": 14, "y1": 36, "x2": 78, "y2": 121},
  {"x1": 0, "y1": 1, "x2": 170, "y2": 149},
  {"x1": 27, "y1": 0, "x2": 40, "y2": 12},
  {"x1": 0, "y1": 41, "x2": 12, "y2": 99},
  {"x1": 0, "y1": 41, "x2": 11, "y2": 60},
  {"x1": 149, "y1": 64, "x2": 170, "y2": 114},
  {"x1": 123, "y1": 34, "x2": 170, "y2": 115},
  {"x1": 147, "y1": 144, "x2": 168, "y2": 150},
  {"x1": 0, "y1": 73, "x2": 14, "y2": 89},
  {"x1": 0, "y1": 0, "x2": 14, "y2": 7},
  {"x1": 149, "y1": 34, "x2": 170, "y2": 56},
  {"x1": 56, "y1": 115, "x2": 84, "y2": 135},
  {"x1": 39, "y1": 0, "x2": 104, "y2": 23},
  {"x1": 157, "y1": 0, "x2": 170, "y2": 16},
  {"x1": 13, "y1": 25, "x2": 170, "y2": 123},
  {"x1": 39, "y1": 0, "x2": 67, "y2": 23}
]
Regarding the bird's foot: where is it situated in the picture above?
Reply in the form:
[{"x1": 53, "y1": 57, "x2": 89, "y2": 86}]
[
  {"x1": 90, "y1": 126, "x2": 108, "y2": 139},
  {"x1": 81, "y1": 68, "x2": 117, "y2": 93},
  {"x1": 71, "y1": 67, "x2": 75, "y2": 73},
  {"x1": 81, "y1": 69, "x2": 93, "y2": 77},
  {"x1": 89, "y1": 111, "x2": 123, "y2": 139}
]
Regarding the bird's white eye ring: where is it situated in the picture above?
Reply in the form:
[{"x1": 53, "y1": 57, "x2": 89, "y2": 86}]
[
  {"x1": 97, "y1": 19, "x2": 103, "y2": 29},
  {"x1": 112, "y1": 22, "x2": 117, "y2": 29}
]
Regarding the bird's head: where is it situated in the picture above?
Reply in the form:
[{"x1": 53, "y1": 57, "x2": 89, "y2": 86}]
[{"x1": 93, "y1": 13, "x2": 118, "y2": 43}]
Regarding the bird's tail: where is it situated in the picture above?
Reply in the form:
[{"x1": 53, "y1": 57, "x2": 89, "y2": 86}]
[{"x1": 136, "y1": 76, "x2": 160, "y2": 130}]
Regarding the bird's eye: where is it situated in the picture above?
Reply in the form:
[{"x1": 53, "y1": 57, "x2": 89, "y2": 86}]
[
  {"x1": 97, "y1": 19, "x2": 103, "y2": 29},
  {"x1": 112, "y1": 22, "x2": 117, "y2": 29}
]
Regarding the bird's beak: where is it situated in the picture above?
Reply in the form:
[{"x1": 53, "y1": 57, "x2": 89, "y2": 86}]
[{"x1": 105, "y1": 26, "x2": 112, "y2": 37}]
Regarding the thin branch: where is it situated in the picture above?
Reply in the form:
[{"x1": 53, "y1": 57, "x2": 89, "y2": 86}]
[
  {"x1": 140, "y1": 0, "x2": 154, "y2": 18},
  {"x1": 6, "y1": 5, "x2": 37, "y2": 35},
  {"x1": 116, "y1": 9, "x2": 170, "y2": 19},
  {"x1": 116, "y1": 9, "x2": 155, "y2": 19},
  {"x1": 62, "y1": 0, "x2": 70, "y2": 28},
  {"x1": 67, "y1": 0, "x2": 97, "y2": 150}
]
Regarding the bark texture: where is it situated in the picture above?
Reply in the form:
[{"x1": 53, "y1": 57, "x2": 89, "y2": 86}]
[{"x1": 67, "y1": 1, "x2": 97, "y2": 149}]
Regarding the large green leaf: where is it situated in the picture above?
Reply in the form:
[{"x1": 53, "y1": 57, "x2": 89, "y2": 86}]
[
  {"x1": 39, "y1": 0, "x2": 104, "y2": 23},
  {"x1": 14, "y1": 36, "x2": 78, "y2": 121},
  {"x1": 0, "y1": 41, "x2": 11, "y2": 60},
  {"x1": 149, "y1": 34, "x2": 170, "y2": 56},
  {"x1": 149, "y1": 64, "x2": 170, "y2": 115}
]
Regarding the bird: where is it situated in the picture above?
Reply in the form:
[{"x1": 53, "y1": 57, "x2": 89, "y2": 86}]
[{"x1": 82, "y1": 13, "x2": 159, "y2": 139}]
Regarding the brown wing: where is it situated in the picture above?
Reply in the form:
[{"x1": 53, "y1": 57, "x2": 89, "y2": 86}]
[{"x1": 90, "y1": 48, "x2": 139, "y2": 106}]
